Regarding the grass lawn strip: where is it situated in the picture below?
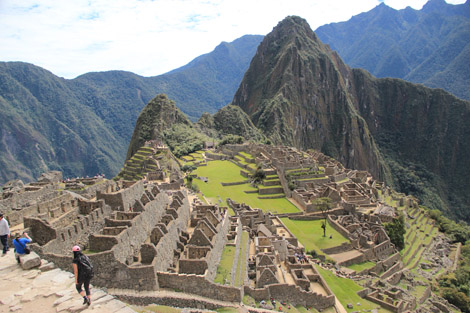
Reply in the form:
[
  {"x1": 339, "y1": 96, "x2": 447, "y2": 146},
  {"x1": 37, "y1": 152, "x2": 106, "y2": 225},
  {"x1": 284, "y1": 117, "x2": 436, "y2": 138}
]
[
  {"x1": 346, "y1": 261, "x2": 376, "y2": 272},
  {"x1": 235, "y1": 231, "x2": 249, "y2": 287},
  {"x1": 280, "y1": 218, "x2": 349, "y2": 251},
  {"x1": 214, "y1": 246, "x2": 235, "y2": 285},
  {"x1": 194, "y1": 160, "x2": 299, "y2": 214},
  {"x1": 314, "y1": 265, "x2": 392, "y2": 313}
]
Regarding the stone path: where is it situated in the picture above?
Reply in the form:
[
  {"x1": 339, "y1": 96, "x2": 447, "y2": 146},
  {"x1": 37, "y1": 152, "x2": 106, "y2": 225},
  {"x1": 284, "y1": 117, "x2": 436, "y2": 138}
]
[{"x1": 0, "y1": 252, "x2": 136, "y2": 313}]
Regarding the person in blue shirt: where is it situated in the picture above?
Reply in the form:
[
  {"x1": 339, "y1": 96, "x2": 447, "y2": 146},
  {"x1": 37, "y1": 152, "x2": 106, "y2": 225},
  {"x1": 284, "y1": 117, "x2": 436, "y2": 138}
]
[{"x1": 12, "y1": 232, "x2": 32, "y2": 263}]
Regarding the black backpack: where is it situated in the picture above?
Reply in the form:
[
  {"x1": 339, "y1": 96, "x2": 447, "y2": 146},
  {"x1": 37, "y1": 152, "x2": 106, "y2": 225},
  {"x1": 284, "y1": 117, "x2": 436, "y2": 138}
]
[{"x1": 78, "y1": 254, "x2": 94, "y2": 279}]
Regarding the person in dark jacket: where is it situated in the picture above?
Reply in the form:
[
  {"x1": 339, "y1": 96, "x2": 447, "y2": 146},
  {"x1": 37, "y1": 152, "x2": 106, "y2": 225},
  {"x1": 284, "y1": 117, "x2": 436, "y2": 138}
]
[{"x1": 72, "y1": 245, "x2": 92, "y2": 305}]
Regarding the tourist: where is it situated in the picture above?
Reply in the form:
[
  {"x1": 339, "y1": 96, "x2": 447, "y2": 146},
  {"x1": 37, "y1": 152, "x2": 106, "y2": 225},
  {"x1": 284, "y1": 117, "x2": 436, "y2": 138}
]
[
  {"x1": 12, "y1": 232, "x2": 32, "y2": 263},
  {"x1": 0, "y1": 213, "x2": 10, "y2": 256},
  {"x1": 72, "y1": 246, "x2": 94, "y2": 306}
]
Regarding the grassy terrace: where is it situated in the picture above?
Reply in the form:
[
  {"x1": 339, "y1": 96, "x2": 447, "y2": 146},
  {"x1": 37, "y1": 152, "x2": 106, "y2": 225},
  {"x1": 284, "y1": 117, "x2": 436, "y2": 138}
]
[
  {"x1": 194, "y1": 160, "x2": 299, "y2": 214},
  {"x1": 401, "y1": 209, "x2": 437, "y2": 267},
  {"x1": 238, "y1": 151, "x2": 253, "y2": 159},
  {"x1": 214, "y1": 246, "x2": 235, "y2": 285},
  {"x1": 234, "y1": 231, "x2": 249, "y2": 287},
  {"x1": 347, "y1": 261, "x2": 376, "y2": 272},
  {"x1": 314, "y1": 265, "x2": 392, "y2": 313},
  {"x1": 280, "y1": 218, "x2": 349, "y2": 253}
]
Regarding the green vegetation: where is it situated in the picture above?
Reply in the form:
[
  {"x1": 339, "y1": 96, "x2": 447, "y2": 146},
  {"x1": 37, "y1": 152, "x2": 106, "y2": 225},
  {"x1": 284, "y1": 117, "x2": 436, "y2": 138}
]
[
  {"x1": 194, "y1": 161, "x2": 299, "y2": 214},
  {"x1": 347, "y1": 261, "x2": 376, "y2": 272},
  {"x1": 280, "y1": 218, "x2": 349, "y2": 253},
  {"x1": 313, "y1": 197, "x2": 332, "y2": 238},
  {"x1": 164, "y1": 124, "x2": 209, "y2": 158},
  {"x1": 219, "y1": 134, "x2": 244, "y2": 146},
  {"x1": 384, "y1": 213, "x2": 406, "y2": 250},
  {"x1": 429, "y1": 209, "x2": 470, "y2": 244},
  {"x1": 314, "y1": 265, "x2": 391, "y2": 313},
  {"x1": 234, "y1": 232, "x2": 249, "y2": 287},
  {"x1": 316, "y1": 1, "x2": 470, "y2": 100},
  {"x1": 215, "y1": 308, "x2": 239, "y2": 313},
  {"x1": 438, "y1": 243, "x2": 470, "y2": 312},
  {"x1": 214, "y1": 246, "x2": 235, "y2": 285}
]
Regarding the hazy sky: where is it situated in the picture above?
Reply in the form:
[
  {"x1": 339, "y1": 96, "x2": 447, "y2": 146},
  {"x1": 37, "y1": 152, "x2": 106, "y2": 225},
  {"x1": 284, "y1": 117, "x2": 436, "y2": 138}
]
[{"x1": 0, "y1": 0, "x2": 465, "y2": 78}]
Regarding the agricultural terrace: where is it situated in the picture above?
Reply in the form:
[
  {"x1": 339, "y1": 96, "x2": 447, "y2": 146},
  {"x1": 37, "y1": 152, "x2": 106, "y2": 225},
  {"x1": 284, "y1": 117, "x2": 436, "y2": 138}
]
[
  {"x1": 194, "y1": 160, "x2": 300, "y2": 214},
  {"x1": 178, "y1": 150, "x2": 205, "y2": 167},
  {"x1": 280, "y1": 218, "x2": 349, "y2": 255},
  {"x1": 314, "y1": 265, "x2": 392, "y2": 313}
]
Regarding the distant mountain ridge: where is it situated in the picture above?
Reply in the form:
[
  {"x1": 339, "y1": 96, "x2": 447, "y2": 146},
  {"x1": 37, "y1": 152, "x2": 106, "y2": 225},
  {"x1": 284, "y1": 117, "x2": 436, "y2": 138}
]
[
  {"x1": 315, "y1": 0, "x2": 470, "y2": 100},
  {"x1": 0, "y1": 35, "x2": 263, "y2": 183}
]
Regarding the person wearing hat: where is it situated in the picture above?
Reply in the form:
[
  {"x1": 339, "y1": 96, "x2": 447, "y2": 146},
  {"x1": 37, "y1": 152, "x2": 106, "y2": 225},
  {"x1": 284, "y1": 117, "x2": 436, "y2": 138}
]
[
  {"x1": 12, "y1": 231, "x2": 32, "y2": 263},
  {"x1": 0, "y1": 213, "x2": 10, "y2": 256},
  {"x1": 72, "y1": 245, "x2": 93, "y2": 306}
]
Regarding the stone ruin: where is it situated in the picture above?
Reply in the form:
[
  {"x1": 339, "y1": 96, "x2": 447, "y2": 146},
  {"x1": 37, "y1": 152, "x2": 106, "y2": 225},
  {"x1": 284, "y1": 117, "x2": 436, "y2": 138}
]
[{"x1": 0, "y1": 143, "x2": 457, "y2": 312}]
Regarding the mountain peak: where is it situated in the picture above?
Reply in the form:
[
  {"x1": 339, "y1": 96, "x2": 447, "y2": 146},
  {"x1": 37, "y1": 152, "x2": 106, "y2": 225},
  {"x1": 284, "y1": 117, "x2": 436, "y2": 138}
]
[
  {"x1": 422, "y1": 0, "x2": 448, "y2": 12},
  {"x1": 271, "y1": 16, "x2": 316, "y2": 40}
]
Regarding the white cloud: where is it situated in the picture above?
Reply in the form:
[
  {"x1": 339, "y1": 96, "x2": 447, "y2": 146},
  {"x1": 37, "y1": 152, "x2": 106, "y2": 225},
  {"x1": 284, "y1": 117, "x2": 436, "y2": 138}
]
[{"x1": 0, "y1": 0, "x2": 465, "y2": 78}]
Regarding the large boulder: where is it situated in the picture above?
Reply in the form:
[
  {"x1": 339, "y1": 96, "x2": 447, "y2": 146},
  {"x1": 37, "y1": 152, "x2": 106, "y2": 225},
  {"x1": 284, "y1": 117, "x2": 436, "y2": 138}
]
[{"x1": 20, "y1": 252, "x2": 41, "y2": 270}]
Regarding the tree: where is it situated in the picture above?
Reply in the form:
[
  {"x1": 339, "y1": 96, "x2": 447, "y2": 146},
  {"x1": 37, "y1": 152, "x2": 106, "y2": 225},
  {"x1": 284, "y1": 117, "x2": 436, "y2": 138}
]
[
  {"x1": 314, "y1": 197, "x2": 332, "y2": 237},
  {"x1": 251, "y1": 167, "x2": 266, "y2": 186},
  {"x1": 384, "y1": 213, "x2": 406, "y2": 251},
  {"x1": 185, "y1": 175, "x2": 193, "y2": 188}
]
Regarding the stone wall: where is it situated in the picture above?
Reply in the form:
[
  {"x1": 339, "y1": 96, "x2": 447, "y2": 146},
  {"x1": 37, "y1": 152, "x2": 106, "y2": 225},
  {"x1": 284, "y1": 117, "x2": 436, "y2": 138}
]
[
  {"x1": 245, "y1": 283, "x2": 335, "y2": 310},
  {"x1": 205, "y1": 151, "x2": 227, "y2": 161},
  {"x1": 258, "y1": 187, "x2": 284, "y2": 195},
  {"x1": 28, "y1": 200, "x2": 112, "y2": 253},
  {"x1": 221, "y1": 180, "x2": 250, "y2": 186},
  {"x1": 97, "y1": 181, "x2": 144, "y2": 211},
  {"x1": 373, "y1": 240, "x2": 394, "y2": 260},
  {"x1": 381, "y1": 262, "x2": 403, "y2": 280},
  {"x1": 157, "y1": 272, "x2": 242, "y2": 302},
  {"x1": 103, "y1": 193, "x2": 170, "y2": 263},
  {"x1": 35, "y1": 247, "x2": 159, "y2": 291},
  {"x1": 205, "y1": 210, "x2": 230, "y2": 281},
  {"x1": 75, "y1": 180, "x2": 116, "y2": 198},
  {"x1": 321, "y1": 242, "x2": 352, "y2": 255},
  {"x1": 327, "y1": 215, "x2": 351, "y2": 239},
  {"x1": 230, "y1": 219, "x2": 243, "y2": 284},
  {"x1": 154, "y1": 191, "x2": 191, "y2": 272},
  {"x1": 1, "y1": 185, "x2": 59, "y2": 226},
  {"x1": 114, "y1": 292, "x2": 230, "y2": 310}
]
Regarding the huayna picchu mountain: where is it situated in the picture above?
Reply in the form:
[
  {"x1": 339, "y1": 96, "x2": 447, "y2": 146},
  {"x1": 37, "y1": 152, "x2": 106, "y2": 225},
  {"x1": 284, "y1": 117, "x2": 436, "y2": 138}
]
[{"x1": 231, "y1": 16, "x2": 470, "y2": 221}]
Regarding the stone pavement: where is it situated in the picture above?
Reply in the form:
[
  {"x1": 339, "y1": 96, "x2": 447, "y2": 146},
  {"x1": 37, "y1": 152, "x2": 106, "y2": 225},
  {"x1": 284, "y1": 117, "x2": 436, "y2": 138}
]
[{"x1": 0, "y1": 251, "x2": 136, "y2": 313}]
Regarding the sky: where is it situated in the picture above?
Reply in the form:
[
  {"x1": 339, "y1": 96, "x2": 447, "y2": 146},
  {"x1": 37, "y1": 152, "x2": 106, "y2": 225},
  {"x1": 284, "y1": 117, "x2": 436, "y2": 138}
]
[{"x1": 0, "y1": 0, "x2": 465, "y2": 79}]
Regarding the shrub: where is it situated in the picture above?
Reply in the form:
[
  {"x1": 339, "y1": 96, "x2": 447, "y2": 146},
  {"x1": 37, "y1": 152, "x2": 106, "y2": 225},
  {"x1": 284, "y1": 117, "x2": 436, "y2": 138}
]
[{"x1": 384, "y1": 213, "x2": 406, "y2": 250}]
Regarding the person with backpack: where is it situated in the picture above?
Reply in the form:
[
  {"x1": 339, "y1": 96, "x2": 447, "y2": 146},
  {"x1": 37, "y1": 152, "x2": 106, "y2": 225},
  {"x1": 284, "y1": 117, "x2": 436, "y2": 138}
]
[
  {"x1": 12, "y1": 231, "x2": 32, "y2": 263},
  {"x1": 72, "y1": 245, "x2": 94, "y2": 306}
]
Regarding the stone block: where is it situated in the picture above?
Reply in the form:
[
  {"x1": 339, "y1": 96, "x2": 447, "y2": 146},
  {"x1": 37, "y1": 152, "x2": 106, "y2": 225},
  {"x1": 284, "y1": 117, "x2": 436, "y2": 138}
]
[
  {"x1": 20, "y1": 252, "x2": 41, "y2": 270},
  {"x1": 39, "y1": 261, "x2": 55, "y2": 272}
]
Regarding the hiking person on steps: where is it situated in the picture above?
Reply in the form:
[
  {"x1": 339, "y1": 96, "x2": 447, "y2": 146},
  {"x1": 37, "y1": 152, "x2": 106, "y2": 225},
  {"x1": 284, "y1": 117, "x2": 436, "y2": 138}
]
[{"x1": 72, "y1": 245, "x2": 94, "y2": 306}]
